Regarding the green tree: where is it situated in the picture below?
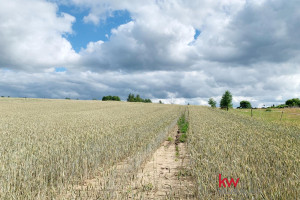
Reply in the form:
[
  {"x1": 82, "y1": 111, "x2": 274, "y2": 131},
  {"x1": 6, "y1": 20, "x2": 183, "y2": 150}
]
[
  {"x1": 240, "y1": 100, "x2": 252, "y2": 109},
  {"x1": 127, "y1": 93, "x2": 135, "y2": 102},
  {"x1": 135, "y1": 94, "x2": 143, "y2": 102},
  {"x1": 127, "y1": 93, "x2": 152, "y2": 103},
  {"x1": 112, "y1": 96, "x2": 120, "y2": 101},
  {"x1": 159, "y1": 100, "x2": 163, "y2": 104},
  {"x1": 285, "y1": 98, "x2": 300, "y2": 107},
  {"x1": 220, "y1": 90, "x2": 233, "y2": 110},
  {"x1": 102, "y1": 96, "x2": 108, "y2": 101},
  {"x1": 208, "y1": 98, "x2": 217, "y2": 108},
  {"x1": 102, "y1": 95, "x2": 121, "y2": 101}
]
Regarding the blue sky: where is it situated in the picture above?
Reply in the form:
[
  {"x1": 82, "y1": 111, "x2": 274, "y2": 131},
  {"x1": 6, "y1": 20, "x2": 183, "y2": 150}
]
[{"x1": 59, "y1": 5, "x2": 132, "y2": 52}]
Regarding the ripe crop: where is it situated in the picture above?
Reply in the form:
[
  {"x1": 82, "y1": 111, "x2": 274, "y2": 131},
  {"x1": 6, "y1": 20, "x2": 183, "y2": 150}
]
[
  {"x1": 187, "y1": 106, "x2": 300, "y2": 199},
  {"x1": 1, "y1": 98, "x2": 298, "y2": 199},
  {"x1": 0, "y1": 98, "x2": 183, "y2": 199}
]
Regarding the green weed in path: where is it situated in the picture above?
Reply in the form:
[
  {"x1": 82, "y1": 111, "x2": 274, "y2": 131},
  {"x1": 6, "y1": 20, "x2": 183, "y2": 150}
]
[
  {"x1": 177, "y1": 114, "x2": 189, "y2": 143},
  {"x1": 178, "y1": 114, "x2": 189, "y2": 133}
]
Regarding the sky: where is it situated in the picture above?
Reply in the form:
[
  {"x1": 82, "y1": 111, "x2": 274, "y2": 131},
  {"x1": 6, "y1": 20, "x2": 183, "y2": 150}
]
[{"x1": 0, "y1": 0, "x2": 300, "y2": 107}]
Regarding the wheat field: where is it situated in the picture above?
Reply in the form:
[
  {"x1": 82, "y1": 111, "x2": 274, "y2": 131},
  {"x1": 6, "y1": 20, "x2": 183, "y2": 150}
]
[
  {"x1": 0, "y1": 98, "x2": 183, "y2": 199},
  {"x1": 187, "y1": 106, "x2": 300, "y2": 199},
  {"x1": 0, "y1": 98, "x2": 299, "y2": 199}
]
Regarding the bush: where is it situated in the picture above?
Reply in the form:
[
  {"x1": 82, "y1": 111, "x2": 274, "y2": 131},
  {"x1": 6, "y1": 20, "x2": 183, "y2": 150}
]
[
  {"x1": 276, "y1": 104, "x2": 288, "y2": 108},
  {"x1": 266, "y1": 108, "x2": 272, "y2": 112}
]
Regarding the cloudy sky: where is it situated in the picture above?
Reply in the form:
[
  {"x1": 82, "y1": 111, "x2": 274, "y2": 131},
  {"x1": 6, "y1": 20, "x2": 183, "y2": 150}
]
[{"x1": 0, "y1": 0, "x2": 300, "y2": 107}]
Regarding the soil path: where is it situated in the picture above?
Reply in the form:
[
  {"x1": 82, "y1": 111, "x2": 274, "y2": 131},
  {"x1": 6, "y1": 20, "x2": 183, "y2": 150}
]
[
  {"x1": 64, "y1": 125, "x2": 195, "y2": 199},
  {"x1": 130, "y1": 125, "x2": 195, "y2": 199}
]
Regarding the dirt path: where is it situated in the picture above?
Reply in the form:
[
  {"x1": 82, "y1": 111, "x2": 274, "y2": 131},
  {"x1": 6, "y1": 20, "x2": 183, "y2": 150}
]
[
  {"x1": 129, "y1": 125, "x2": 195, "y2": 199},
  {"x1": 64, "y1": 125, "x2": 195, "y2": 199}
]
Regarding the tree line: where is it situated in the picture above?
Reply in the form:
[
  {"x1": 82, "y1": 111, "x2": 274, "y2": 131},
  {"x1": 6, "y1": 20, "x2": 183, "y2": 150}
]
[
  {"x1": 101, "y1": 94, "x2": 152, "y2": 103},
  {"x1": 127, "y1": 93, "x2": 152, "y2": 103},
  {"x1": 208, "y1": 90, "x2": 300, "y2": 109},
  {"x1": 102, "y1": 96, "x2": 121, "y2": 101}
]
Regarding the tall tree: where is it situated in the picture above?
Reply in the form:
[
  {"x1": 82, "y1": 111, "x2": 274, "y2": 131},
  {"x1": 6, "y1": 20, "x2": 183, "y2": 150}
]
[
  {"x1": 220, "y1": 90, "x2": 233, "y2": 110},
  {"x1": 208, "y1": 98, "x2": 217, "y2": 108}
]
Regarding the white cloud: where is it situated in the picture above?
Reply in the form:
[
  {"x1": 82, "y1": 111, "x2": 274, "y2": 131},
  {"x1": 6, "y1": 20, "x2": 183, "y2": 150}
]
[
  {"x1": 0, "y1": 0, "x2": 79, "y2": 71},
  {"x1": 1, "y1": 0, "x2": 300, "y2": 107}
]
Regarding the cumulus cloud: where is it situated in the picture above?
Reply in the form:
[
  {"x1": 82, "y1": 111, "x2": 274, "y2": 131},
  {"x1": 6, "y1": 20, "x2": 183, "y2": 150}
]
[
  {"x1": 79, "y1": 19, "x2": 196, "y2": 71},
  {"x1": 1, "y1": 66, "x2": 299, "y2": 107},
  {"x1": 70, "y1": 0, "x2": 300, "y2": 72},
  {"x1": 1, "y1": 0, "x2": 300, "y2": 106},
  {"x1": 197, "y1": 0, "x2": 300, "y2": 64},
  {"x1": 0, "y1": 0, "x2": 79, "y2": 71}
]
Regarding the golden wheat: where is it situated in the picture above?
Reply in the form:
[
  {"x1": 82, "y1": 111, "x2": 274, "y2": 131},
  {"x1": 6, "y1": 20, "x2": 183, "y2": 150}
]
[
  {"x1": 187, "y1": 106, "x2": 299, "y2": 199},
  {"x1": 0, "y1": 98, "x2": 183, "y2": 199}
]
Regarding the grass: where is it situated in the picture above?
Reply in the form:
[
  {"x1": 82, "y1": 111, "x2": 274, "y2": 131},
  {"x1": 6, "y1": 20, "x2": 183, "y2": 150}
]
[
  {"x1": 231, "y1": 108, "x2": 300, "y2": 127},
  {"x1": 177, "y1": 114, "x2": 189, "y2": 143},
  {"x1": 178, "y1": 114, "x2": 189, "y2": 133},
  {"x1": 0, "y1": 98, "x2": 184, "y2": 199},
  {"x1": 179, "y1": 133, "x2": 187, "y2": 143},
  {"x1": 175, "y1": 145, "x2": 179, "y2": 158},
  {"x1": 142, "y1": 183, "x2": 154, "y2": 192},
  {"x1": 188, "y1": 106, "x2": 300, "y2": 199}
]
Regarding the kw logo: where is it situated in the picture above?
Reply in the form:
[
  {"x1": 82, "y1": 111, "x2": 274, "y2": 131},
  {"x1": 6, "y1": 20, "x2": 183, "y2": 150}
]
[{"x1": 219, "y1": 174, "x2": 239, "y2": 188}]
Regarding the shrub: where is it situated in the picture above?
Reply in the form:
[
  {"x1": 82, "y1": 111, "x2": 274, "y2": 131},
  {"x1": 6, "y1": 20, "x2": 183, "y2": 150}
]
[
  {"x1": 266, "y1": 108, "x2": 272, "y2": 112},
  {"x1": 276, "y1": 104, "x2": 288, "y2": 108}
]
